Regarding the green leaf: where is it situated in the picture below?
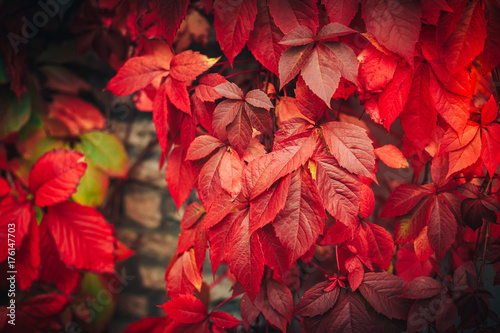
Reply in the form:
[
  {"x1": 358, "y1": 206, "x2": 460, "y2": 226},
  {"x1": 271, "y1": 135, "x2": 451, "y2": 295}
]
[
  {"x1": 72, "y1": 164, "x2": 109, "y2": 207},
  {"x1": 0, "y1": 54, "x2": 7, "y2": 83},
  {"x1": 77, "y1": 131, "x2": 129, "y2": 178},
  {"x1": 34, "y1": 206, "x2": 43, "y2": 225},
  {"x1": 0, "y1": 87, "x2": 31, "y2": 138}
]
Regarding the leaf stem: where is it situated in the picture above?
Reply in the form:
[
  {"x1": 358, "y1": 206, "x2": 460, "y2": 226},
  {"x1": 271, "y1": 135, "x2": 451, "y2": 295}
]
[
  {"x1": 211, "y1": 294, "x2": 239, "y2": 312},
  {"x1": 309, "y1": 260, "x2": 329, "y2": 274}
]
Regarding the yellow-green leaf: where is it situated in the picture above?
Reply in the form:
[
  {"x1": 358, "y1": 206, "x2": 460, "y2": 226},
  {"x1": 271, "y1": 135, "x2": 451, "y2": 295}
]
[
  {"x1": 72, "y1": 164, "x2": 109, "y2": 207},
  {"x1": 77, "y1": 131, "x2": 129, "y2": 178}
]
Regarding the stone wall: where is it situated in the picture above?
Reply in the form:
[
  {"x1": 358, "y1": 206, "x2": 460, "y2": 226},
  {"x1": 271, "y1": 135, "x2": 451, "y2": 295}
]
[{"x1": 106, "y1": 118, "x2": 235, "y2": 332}]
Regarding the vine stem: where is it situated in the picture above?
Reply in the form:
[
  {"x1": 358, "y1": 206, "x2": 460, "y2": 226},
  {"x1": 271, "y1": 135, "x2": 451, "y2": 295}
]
[
  {"x1": 213, "y1": 59, "x2": 259, "y2": 67},
  {"x1": 478, "y1": 221, "x2": 490, "y2": 285},
  {"x1": 476, "y1": 174, "x2": 494, "y2": 285},
  {"x1": 225, "y1": 69, "x2": 261, "y2": 79}
]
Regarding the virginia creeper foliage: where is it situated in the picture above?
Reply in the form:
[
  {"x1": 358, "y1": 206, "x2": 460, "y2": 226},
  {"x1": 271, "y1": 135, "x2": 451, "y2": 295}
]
[{"x1": 2, "y1": 0, "x2": 500, "y2": 332}]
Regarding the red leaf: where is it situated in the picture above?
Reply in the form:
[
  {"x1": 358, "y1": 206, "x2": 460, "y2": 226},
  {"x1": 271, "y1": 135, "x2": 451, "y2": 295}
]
[
  {"x1": 159, "y1": 295, "x2": 207, "y2": 324},
  {"x1": 208, "y1": 210, "x2": 244, "y2": 274},
  {"x1": 377, "y1": 62, "x2": 413, "y2": 130},
  {"x1": 414, "y1": 226, "x2": 433, "y2": 263},
  {"x1": 213, "y1": 81, "x2": 245, "y2": 100},
  {"x1": 374, "y1": 145, "x2": 409, "y2": 169},
  {"x1": 394, "y1": 196, "x2": 434, "y2": 244},
  {"x1": 300, "y1": 46, "x2": 340, "y2": 105},
  {"x1": 482, "y1": 95, "x2": 498, "y2": 126},
  {"x1": 166, "y1": 145, "x2": 197, "y2": 209},
  {"x1": 266, "y1": 279, "x2": 294, "y2": 321},
  {"x1": 321, "y1": 221, "x2": 351, "y2": 245},
  {"x1": 295, "y1": 75, "x2": 327, "y2": 123},
  {"x1": 427, "y1": 197, "x2": 457, "y2": 259},
  {"x1": 436, "y1": 294, "x2": 458, "y2": 332},
  {"x1": 273, "y1": 169, "x2": 325, "y2": 265},
  {"x1": 478, "y1": 2, "x2": 500, "y2": 74},
  {"x1": 431, "y1": 153, "x2": 450, "y2": 189},
  {"x1": 123, "y1": 317, "x2": 169, "y2": 333},
  {"x1": 0, "y1": 177, "x2": 10, "y2": 197},
  {"x1": 317, "y1": 23, "x2": 356, "y2": 42},
  {"x1": 359, "y1": 183, "x2": 375, "y2": 218},
  {"x1": 47, "y1": 95, "x2": 105, "y2": 136},
  {"x1": 44, "y1": 201, "x2": 115, "y2": 272},
  {"x1": 245, "y1": 89, "x2": 274, "y2": 109},
  {"x1": 225, "y1": 210, "x2": 265, "y2": 300},
  {"x1": 0, "y1": 200, "x2": 32, "y2": 256},
  {"x1": 481, "y1": 128, "x2": 500, "y2": 177},
  {"x1": 163, "y1": 321, "x2": 207, "y2": 333},
  {"x1": 170, "y1": 51, "x2": 217, "y2": 82},
  {"x1": 227, "y1": 107, "x2": 253, "y2": 156},
  {"x1": 304, "y1": 42, "x2": 357, "y2": 105},
  {"x1": 440, "y1": 121, "x2": 480, "y2": 154},
  {"x1": 304, "y1": 291, "x2": 373, "y2": 332},
  {"x1": 165, "y1": 250, "x2": 203, "y2": 297},
  {"x1": 363, "y1": 0, "x2": 422, "y2": 65},
  {"x1": 29, "y1": 150, "x2": 87, "y2": 208},
  {"x1": 181, "y1": 203, "x2": 205, "y2": 230},
  {"x1": 249, "y1": 174, "x2": 291, "y2": 234},
  {"x1": 357, "y1": 44, "x2": 398, "y2": 93},
  {"x1": 186, "y1": 135, "x2": 224, "y2": 160},
  {"x1": 321, "y1": 0, "x2": 359, "y2": 26},
  {"x1": 210, "y1": 311, "x2": 240, "y2": 329},
  {"x1": 195, "y1": 73, "x2": 227, "y2": 102},
  {"x1": 401, "y1": 276, "x2": 445, "y2": 299},
  {"x1": 279, "y1": 26, "x2": 315, "y2": 46},
  {"x1": 219, "y1": 148, "x2": 244, "y2": 197},
  {"x1": 268, "y1": 0, "x2": 318, "y2": 34},
  {"x1": 442, "y1": 0, "x2": 486, "y2": 73},
  {"x1": 20, "y1": 293, "x2": 68, "y2": 319},
  {"x1": 247, "y1": 0, "x2": 286, "y2": 75},
  {"x1": 17, "y1": 218, "x2": 40, "y2": 290},
  {"x1": 345, "y1": 256, "x2": 364, "y2": 291},
  {"x1": 381, "y1": 184, "x2": 433, "y2": 217},
  {"x1": 395, "y1": 244, "x2": 433, "y2": 282},
  {"x1": 165, "y1": 76, "x2": 191, "y2": 115},
  {"x1": 212, "y1": 100, "x2": 244, "y2": 138},
  {"x1": 358, "y1": 272, "x2": 408, "y2": 320},
  {"x1": 429, "y1": 70, "x2": 469, "y2": 136},
  {"x1": 202, "y1": 193, "x2": 237, "y2": 229},
  {"x1": 421, "y1": 0, "x2": 452, "y2": 25},
  {"x1": 321, "y1": 121, "x2": 376, "y2": 182},
  {"x1": 271, "y1": 130, "x2": 320, "y2": 183},
  {"x1": 258, "y1": 226, "x2": 290, "y2": 275},
  {"x1": 198, "y1": 150, "x2": 224, "y2": 210},
  {"x1": 246, "y1": 104, "x2": 273, "y2": 135},
  {"x1": 213, "y1": 0, "x2": 257, "y2": 64},
  {"x1": 153, "y1": 83, "x2": 170, "y2": 152},
  {"x1": 156, "y1": 0, "x2": 189, "y2": 45},
  {"x1": 293, "y1": 281, "x2": 340, "y2": 317},
  {"x1": 313, "y1": 156, "x2": 361, "y2": 228},
  {"x1": 240, "y1": 293, "x2": 261, "y2": 330},
  {"x1": 364, "y1": 222, "x2": 394, "y2": 270},
  {"x1": 278, "y1": 44, "x2": 313, "y2": 89},
  {"x1": 400, "y1": 64, "x2": 436, "y2": 154},
  {"x1": 39, "y1": 223, "x2": 80, "y2": 294},
  {"x1": 106, "y1": 56, "x2": 169, "y2": 96},
  {"x1": 446, "y1": 127, "x2": 481, "y2": 178}
]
